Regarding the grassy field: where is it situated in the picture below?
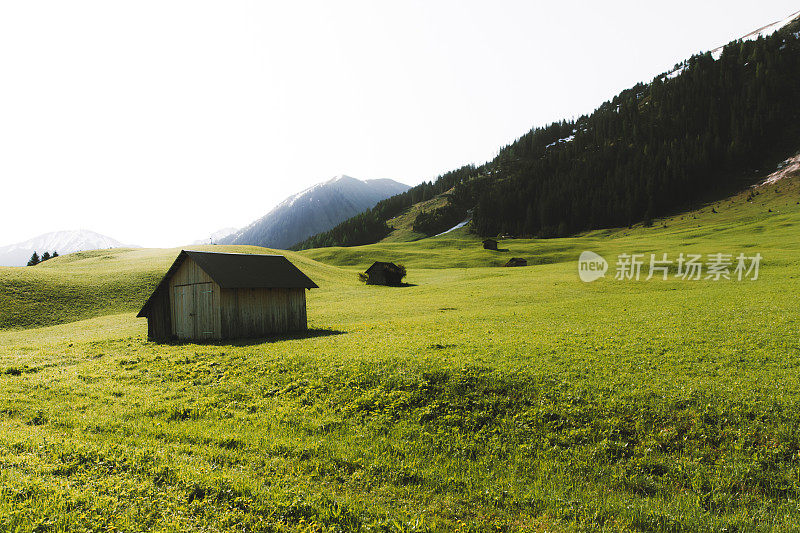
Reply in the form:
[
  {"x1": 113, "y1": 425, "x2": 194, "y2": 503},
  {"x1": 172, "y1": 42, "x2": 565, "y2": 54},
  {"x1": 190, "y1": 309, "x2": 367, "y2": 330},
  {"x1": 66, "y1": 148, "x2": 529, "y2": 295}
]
[{"x1": 0, "y1": 169, "x2": 799, "y2": 531}]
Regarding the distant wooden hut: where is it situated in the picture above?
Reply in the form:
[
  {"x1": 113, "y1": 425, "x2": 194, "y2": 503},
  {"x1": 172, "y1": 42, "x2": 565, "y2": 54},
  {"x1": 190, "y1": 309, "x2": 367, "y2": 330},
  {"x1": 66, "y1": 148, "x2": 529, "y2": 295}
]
[
  {"x1": 482, "y1": 239, "x2": 498, "y2": 250},
  {"x1": 137, "y1": 250, "x2": 318, "y2": 342},
  {"x1": 364, "y1": 262, "x2": 405, "y2": 286},
  {"x1": 504, "y1": 258, "x2": 527, "y2": 267}
]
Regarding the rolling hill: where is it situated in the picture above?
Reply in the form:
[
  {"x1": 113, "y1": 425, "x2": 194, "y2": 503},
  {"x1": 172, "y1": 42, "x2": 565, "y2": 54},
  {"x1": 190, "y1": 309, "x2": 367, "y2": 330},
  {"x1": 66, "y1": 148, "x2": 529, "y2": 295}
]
[{"x1": 3, "y1": 157, "x2": 797, "y2": 330}]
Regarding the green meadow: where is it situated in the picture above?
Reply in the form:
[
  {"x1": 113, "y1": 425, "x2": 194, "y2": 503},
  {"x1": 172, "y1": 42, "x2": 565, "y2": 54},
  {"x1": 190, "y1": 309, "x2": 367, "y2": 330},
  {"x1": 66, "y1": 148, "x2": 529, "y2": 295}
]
[{"x1": 0, "y1": 172, "x2": 799, "y2": 531}]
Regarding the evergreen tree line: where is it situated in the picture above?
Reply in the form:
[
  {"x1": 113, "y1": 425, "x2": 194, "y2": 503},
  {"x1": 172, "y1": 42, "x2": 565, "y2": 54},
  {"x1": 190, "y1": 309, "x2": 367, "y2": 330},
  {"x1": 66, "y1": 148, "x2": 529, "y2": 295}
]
[
  {"x1": 470, "y1": 28, "x2": 800, "y2": 237},
  {"x1": 295, "y1": 23, "x2": 800, "y2": 248},
  {"x1": 27, "y1": 251, "x2": 58, "y2": 266}
]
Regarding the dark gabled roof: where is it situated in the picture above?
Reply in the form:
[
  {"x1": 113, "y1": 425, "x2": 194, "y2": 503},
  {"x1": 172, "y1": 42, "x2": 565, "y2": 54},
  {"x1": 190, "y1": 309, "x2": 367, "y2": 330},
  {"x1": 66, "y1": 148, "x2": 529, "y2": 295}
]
[
  {"x1": 137, "y1": 250, "x2": 318, "y2": 317},
  {"x1": 483, "y1": 238, "x2": 497, "y2": 243},
  {"x1": 365, "y1": 261, "x2": 401, "y2": 274},
  {"x1": 186, "y1": 251, "x2": 318, "y2": 289}
]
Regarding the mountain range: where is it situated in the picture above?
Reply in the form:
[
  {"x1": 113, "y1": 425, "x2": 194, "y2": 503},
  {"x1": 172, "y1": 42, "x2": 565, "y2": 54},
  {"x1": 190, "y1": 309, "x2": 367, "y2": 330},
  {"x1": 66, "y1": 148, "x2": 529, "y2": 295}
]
[
  {"x1": 220, "y1": 175, "x2": 410, "y2": 249},
  {"x1": 0, "y1": 230, "x2": 130, "y2": 267},
  {"x1": 1, "y1": 175, "x2": 407, "y2": 265}
]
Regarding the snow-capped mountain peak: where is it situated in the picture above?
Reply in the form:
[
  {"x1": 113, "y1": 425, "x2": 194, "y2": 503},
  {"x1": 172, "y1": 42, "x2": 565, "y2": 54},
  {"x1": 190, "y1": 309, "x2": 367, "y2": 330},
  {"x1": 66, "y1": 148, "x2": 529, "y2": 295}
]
[
  {"x1": 220, "y1": 175, "x2": 410, "y2": 249},
  {"x1": 0, "y1": 229, "x2": 131, "y2": 266}
]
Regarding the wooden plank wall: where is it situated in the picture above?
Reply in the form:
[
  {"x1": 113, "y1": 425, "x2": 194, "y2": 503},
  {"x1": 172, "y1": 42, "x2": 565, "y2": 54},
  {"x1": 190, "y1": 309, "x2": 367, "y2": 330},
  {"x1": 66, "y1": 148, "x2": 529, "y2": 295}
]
[
  {"x1": 169, "y1": 257, "x2": 222, "y2": 340},
  {"x1": 192, "y1": 283, "x2": 219, "y2": 339},
  {"x1": 146, "y1": 287, "x2": 172, "y2": 342},
  {"x1": 220, "y1": 288, "x2": 307, "y2": 338},
  {"x1": 171, "y1": 257, "x2": 215, "y2": 286},
  {"x1": 151, "y1": 257, "x2": 308, "y2": 341}
]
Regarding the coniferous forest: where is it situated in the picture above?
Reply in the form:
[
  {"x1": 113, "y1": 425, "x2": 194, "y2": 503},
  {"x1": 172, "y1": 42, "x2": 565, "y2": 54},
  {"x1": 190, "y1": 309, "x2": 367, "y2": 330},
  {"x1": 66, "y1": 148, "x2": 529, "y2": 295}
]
[{"x1": 295, "y1": 22, "x2": 800, "y2": 249}]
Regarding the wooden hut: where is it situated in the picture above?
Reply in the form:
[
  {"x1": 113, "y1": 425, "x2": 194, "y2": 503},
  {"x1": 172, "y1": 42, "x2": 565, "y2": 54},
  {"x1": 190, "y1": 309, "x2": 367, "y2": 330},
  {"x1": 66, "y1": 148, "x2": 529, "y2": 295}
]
[
  {"x1": 504, "y1": 257, "x2": 527, "y2": 267},
  {"x1": 482, "y1": 239, "x2": 498, "y2": 250},
  {"x1": 137, "y1": 250, "x2": 318, "y2": 342},
  {"x1": 364, "y1": 262, "x2": 405, "y2": 286}
]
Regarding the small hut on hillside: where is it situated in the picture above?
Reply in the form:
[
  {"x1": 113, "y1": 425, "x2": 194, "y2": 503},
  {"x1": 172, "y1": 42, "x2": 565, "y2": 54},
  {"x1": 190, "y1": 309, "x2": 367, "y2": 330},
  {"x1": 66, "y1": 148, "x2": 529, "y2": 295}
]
[
  {"x1": 137, "y1": 250, "x2": 318, "y2": 342},
  {"x1": 364, "y1": 262, "x2": 405, "y2": 286},
  {"x1": 482, "y1": 239, "x2": 498, "y2": 250},
  {"x1": 504, "y1": 258, "x2": 527, "y2": 267}
]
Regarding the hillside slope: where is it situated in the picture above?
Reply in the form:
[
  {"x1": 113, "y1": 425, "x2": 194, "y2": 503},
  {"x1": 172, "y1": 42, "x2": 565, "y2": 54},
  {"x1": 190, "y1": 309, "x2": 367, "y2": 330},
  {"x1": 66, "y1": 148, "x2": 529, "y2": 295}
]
[
  {"x1": 221, "y1": 175, "x2": 409, "y2": 249},
  {"x1": 297, "y1": 12, "x2": 800, "y2": 249},
  {"x1": 0, "y1": 245, "x2": 351, "y2": 331},
  {"x1": 379, "y1": 192, "x2": 453, "y2": 243},
  {"x1": 300, "y1": 156, "x2": 800, "y2": 269}
]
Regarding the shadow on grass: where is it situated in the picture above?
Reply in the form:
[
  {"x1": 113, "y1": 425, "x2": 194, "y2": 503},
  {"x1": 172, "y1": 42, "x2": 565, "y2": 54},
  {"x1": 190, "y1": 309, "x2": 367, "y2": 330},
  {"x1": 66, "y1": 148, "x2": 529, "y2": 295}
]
[
  {"x1": 229, "y1": 328, "x2": 347, "y2": 346},
  {"x1": 366, "y1": 282, "x2": 418, "y2": 287},
  {"x1": 163, "y1": 327, "x2": 346, "y2": 346}
]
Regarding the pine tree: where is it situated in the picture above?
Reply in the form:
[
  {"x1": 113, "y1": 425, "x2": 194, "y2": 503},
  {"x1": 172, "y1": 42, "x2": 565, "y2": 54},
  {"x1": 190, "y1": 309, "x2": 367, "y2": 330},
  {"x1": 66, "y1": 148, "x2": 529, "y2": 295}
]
[
  {"x1": 27, "y1": 252, "x2": 40, "y2": 266},
  {"x1": 41, "y1": 252, "x2": 51, "y2": 262},
  {"x1": 523, "y1": 204, "x2": 536, "y2": 236},
  {"x1": 52, "y1": 251, "x2": 59, "y2": 258}
]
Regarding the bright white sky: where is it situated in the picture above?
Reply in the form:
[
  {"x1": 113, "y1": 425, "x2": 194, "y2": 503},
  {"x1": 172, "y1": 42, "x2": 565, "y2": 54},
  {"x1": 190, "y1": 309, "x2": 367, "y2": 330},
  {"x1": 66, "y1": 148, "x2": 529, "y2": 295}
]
[{"x1": 1, "y1": 1, "x2": 797, "y2": 247}]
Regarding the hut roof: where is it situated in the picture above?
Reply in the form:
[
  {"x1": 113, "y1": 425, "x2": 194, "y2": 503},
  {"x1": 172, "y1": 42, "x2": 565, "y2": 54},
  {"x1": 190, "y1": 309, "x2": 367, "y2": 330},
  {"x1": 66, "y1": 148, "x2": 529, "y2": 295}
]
[
  {"x1": 483, "y1": 238, "x2": 497, "y2": 243},
  {"x1": 366, "y1": 261, "x2": 402, "y2": 273},
  {"x1": 504, "y1": 257, "x2": 527, "y2": 267},
  {"x1": 137, "y1": 250, "x2": 317, "y2": 317}
]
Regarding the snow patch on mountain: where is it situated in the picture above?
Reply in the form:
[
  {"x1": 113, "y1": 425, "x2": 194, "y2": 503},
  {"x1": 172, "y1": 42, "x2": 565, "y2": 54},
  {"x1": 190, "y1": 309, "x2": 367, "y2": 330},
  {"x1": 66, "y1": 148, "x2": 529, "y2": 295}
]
[
  {"x1": 755, "y1": 154, "x2": 800, "y2": 187},
  {"x1": 665, "y1": 10, "x2": 800, "y2": 77},
  {"x1": 666, "y1": 63, "x2": 687, "y2": 79},
  {"x1": 434, "y1": 219, "x2": 470, "y2": 237},
  {"x1": 707, "y1": 9, "x2": 800, "y2": 60},
  {"x1": 546, "y1": 132, "x2": 576, "y2": 149}
]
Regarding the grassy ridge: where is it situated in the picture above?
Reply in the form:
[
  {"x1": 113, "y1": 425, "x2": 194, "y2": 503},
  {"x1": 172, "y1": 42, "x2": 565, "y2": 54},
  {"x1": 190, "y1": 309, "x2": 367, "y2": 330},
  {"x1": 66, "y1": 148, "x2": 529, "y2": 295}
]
[
  {"x1": 0, "y1": 171, "x2": 799, "y2": 530},
  {"x1": 0, "y1": 245, "x2": 353, "y2": 331},
  {"x1": 0, "y1": 248, "x2": 166, "y2": 330}
]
